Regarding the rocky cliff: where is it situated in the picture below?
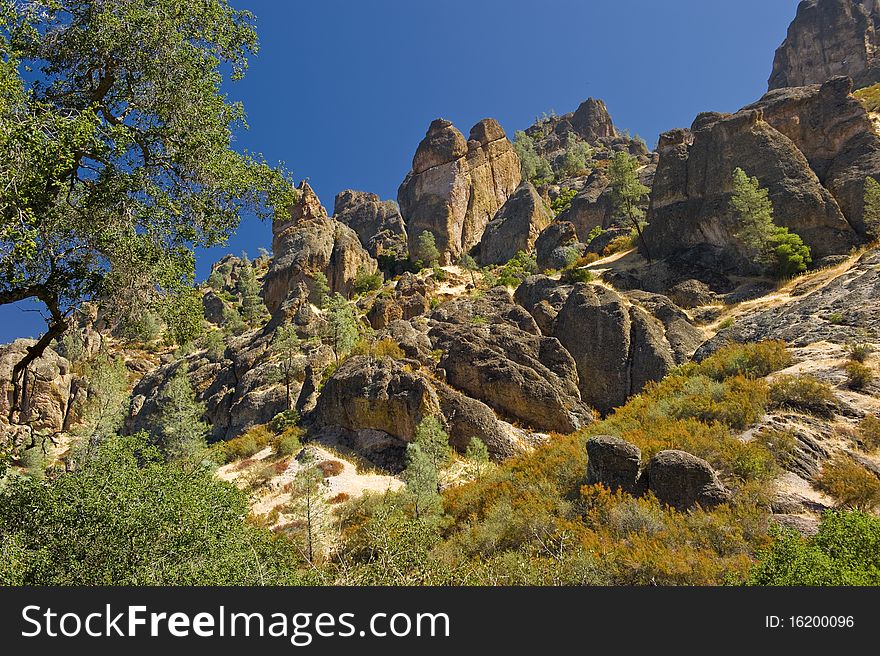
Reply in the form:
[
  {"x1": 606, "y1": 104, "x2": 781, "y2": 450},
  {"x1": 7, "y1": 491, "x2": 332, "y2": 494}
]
[{"x1": 769, "y1": 0, "x2": 880, "y2": 90}]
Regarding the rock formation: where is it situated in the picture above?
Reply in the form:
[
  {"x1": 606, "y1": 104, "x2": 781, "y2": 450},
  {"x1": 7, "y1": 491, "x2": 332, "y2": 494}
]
[
  {"x1": 535, "y1": 221, "x2": 586, "y2": 272},
  {"x1": 643, "y1": 106, "x2": 860, "y2": 272},
  {"x1": 263, "y1": 181, "x2": 378, "y2": 316},
  {"x1": 332, "y1": 190, "x2": 408, "y2": 261},
  {"x1": 586, "y1": 435, "x2": 643, "y2": 494},
  {"x1": 769, "y1": 0, "x2": 880, "y2": 90},
  {"x1": 398, "y1": 118, "x2": 521, "y2": 264},
  {"x1": 477, "y1": 181, "x2": 552, "y2": 265},
  {"x1": 427, "y1": 288, "x2": 592, "y2": 433}
]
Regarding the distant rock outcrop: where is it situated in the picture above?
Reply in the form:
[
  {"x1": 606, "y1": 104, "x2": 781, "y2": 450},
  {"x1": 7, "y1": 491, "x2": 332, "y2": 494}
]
[
  {"x1": 398, "y1": 118, "x2": 521, "y2": 264},
  {"x1": 332, "y1": 189, "x2": 408, "y2": 261},
  {"x1": 535, "y1": 221, "x2": 585, "y2": 272},
  {"x1": 769, "y1": 0, "x2": 880, "y2": 91},
  {"x1": 477, "y1": 181, "x2": 552, "y2": 265},
  {"x1": 263, "y1": 181, "x2": 378, "y2": 316},
  {"x1": 643, "y1": 106, "x2": 859, "y2": 273}
]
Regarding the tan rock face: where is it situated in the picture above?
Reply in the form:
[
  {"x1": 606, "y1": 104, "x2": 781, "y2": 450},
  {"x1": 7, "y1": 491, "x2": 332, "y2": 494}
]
[
  {"x1": 769, "y1": 0, "x2": 880, "y2": 91},
  {"x1": 398, "y1": 118, "x2": 521, "y2": 264},
  {"x1": 263, "y1": 181, "x2": 378, "y2": 316},
  {"x1": 478, "y1": 181, "x2": 552, "y2": 265}
]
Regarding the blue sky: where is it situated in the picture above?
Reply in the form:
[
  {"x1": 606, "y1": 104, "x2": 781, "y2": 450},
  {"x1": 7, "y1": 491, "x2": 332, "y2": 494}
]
[{"x1": 4, "y1": 0, "x2": 800, "y2": 342}]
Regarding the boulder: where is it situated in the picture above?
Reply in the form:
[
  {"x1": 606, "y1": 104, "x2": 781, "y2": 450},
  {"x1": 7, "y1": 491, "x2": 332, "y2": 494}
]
[
  {"x1": 570, "y1": 98, "x2": 618, "y2": 142},
  {"x1": 645, "y1": 450, "x2": 732, "y2": 510},
  {"x1": 398, "y1": 118, "x2": 521, "y2": 264},
  {"x1": 428, "y1": 288, "x2": 592, "y2": 432},
  {"x1": 535, "y1": 221, "x2": 584, "y2": 271},
  {"x1": 769, "y1": 0, "x2": 880, "y2": 90},
  {"x1": 667, "y1": 279, "x2": 717, "y2": 308},
  {"x1": 263, "y1": 181, "x2": 378, "y2": 316},
  {"x1": 332, "y1": 189, "x2": 408, "y2": 260},
  {"x1": 586, "y1": 435, "x2": 643, "y2": 493},
  {"x1": 478, "y1": 181, "x2": 552, "y2": 265},
  {"x1": 643, "y1": 108, "x2": 859, "y2": 273}
]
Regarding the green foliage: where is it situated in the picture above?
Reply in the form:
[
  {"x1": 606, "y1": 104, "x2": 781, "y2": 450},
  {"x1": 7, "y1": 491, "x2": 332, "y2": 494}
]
[
  {"x1": 768, "y1": 375, "x2": 837, "y2": 417},
  {"x1": 551, "y1": 188, "x2": 577, "y2": 216},
  {"x1": 512, "y1": 130, "x2": 553, "y2": 183},
  {"x1": 403, "y1": 444, "x2": 442, "y2": 521},
  {"x1": 415, "y1": 231, "x2": 441, "y2": 268},
  {"x1": 754, "y1": 429, "x2": 798, "y2": 470},
  {"x1": 864, "y1": 176, "x2": 880, "y2": 240},
  {"x1": 270, "y1": 409, "x2": 301, "y2": 434},
  {"x1": 69, "y1": 355, "x2": 130, "y2": 465},
  {"x1": 0, "y1": 435, "x2": 305, "y2": 585},
  {"x1": 212, "y1": 425, "x2": 274, "y2": 463},
  {"x1": 730, "y1": 168, "x2": 811, "y2": 277},
  {"x1": 0, "y1": 0, "x2": 294, "y2": 357},
  {"x1": 273, "y1": 428, "x2": 303, "y2": 457},
  {"x1": 854, "y1": 82, "x2": 880, "y2": 112},
  {"x1": 586, "y1": 225, "x2": 605, "y2": 244},
  {"x1": 817, "y1": 457, "x2": 880, "y2": 511},
  {"x1": 559, "y1": 137, "x2": 594, "y2": 177},
  {"x1": 235, "y1": 255, "x2": 268, "y2": 326},
  {"x1": 458, "y1": 253, "x2": 478, "y2": 286},
  {"x1": 271, "y1": 323, "x2": 302, "y2": 409},
  {"x1": 560, "y1": 266, "x2": 595, "y2": 285},
  {"x1": 351, "y1": 266, "x2": 384, "y2": 296},
  {"x1": 311, "y1": 271, "x2": 331, "y2": 305},
  {"x1": 160, "y1": 287, "x2": 205, "y2": 346},
  {"x1": 750, "y1": 511, "x2": 880, "y2": 585},
  {"x1": 414, "y1": 416, "x2": 453, "y2": 472},
  {"x1": 828, "y1": 311, "x2": 846, "y2": 325},
  {"x1": 684, "y1": 340, "x2": 793, "y2": 381},
  {"x1": 844, "y1": 360, "x2": 873, "y2": 390},
  {"x1": 464, "y1": 438, "x2": 491, "y2": 480},
  {"x1": 201, "y1": 329, "x2": 227, "y2": 361},
  {"x1": 285, "y1": 449, "x2": 327, "y2": 563},
  {"x1": 153, "y1": 364, "x2": 209, "y2": 462},
  {"x1": 608, "y1": 151, "x2": 651, "y2": 258},
  {"x1": 492, "y1": 251, "x2": 538, "y2": 288},
  {"x1": 322, "y1": 293, "x2": 361, "y2": 363}
]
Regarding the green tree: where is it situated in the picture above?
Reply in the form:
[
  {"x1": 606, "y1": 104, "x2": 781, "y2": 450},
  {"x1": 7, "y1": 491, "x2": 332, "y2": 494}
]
[
  {"x1": 560, "y1": 138, "x2": 594, "y2": 177},
  {"x1": 0, "y1": 435, "x2": 305, "y2": 585},
  {"x1": 351, "y1": 266, "x2": 383, "y2": 297},
  {"x1": 271, "y1": 323, "x2": 302, "y2": 410},
  {"x1": 864, "y1": 176, "x2": 880, "y2": 240},
  {"x1": 459, "y1": 253, "x2": 479, "y2": 287},
  {"x1": 70, "y1": 355, "x2": 130, "y2": 465},
  {"x1": 464, "y1": 437, "x2": 491, "y2": 480},
  {"x1": 0, "y1": 1, "x2": 294, "y2": 418},
  {"x1": 154, "y1": 364, "x2": 209, "y2": 462},
  {"x1": 608, "y1": 151, "x2": 652, "y2": 261},
  {"x1": 311, "y1": 271, "x2": 331, "y2": 305},
  {"x1": 286, "y1": 449, "x2": 327, "y2": 564},
  {"x1": 322, "y1": 293, "x2": 360, "y2": 363},
  {"x1": 416, "y1": 230, "x2": 441, "y2": 268},
  {"x1": 730, "y1": 168, "x2": 811, "y2": 277},
  {"x1": 414, "y1": 416, "x2": 452, "y2": 475},
  {"x1": 402, "y1": 444, "x2": 442, "y2": 521},
  {"x1": 235, "y1": 254, "x2": 268, "y2": 326},
  {"x1": 512, "y1": 130, "x2": 552, "y2": 183}
]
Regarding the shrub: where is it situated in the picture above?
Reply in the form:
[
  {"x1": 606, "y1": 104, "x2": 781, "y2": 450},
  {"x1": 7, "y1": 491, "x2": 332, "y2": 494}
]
[
  {"x1": 317, "y1": 460, "x2": 344, "y2": 478},
  {"x1": 767, "y1": 227, "x2": 811, "y2": 278},
  {"x1": 214, "y1": 425, "x2": 274, "y2": 463},
  {"x1": 828, "y1": 312, "x2": 846, "y2": 325},
  {"x1": 769, "y1": 375, "x2": 837, "y2": 417},
  {"x1": 561, "y1": 267, "x2": 595, "y2": 284},
  {"x1": 352, "y1": 267, "x2": 383, "y2": 296},
  {"x1": 493, "y1": 251, "x2": 538, "y2": 288},
  {"x1": 329, "y1": 492, "x2": 350, "y2": 504},
  {"x1": 857, "y1": 415, "x2": 880, "y2": 452},
  {"x1": 754, "y1": 429, "x2": 798, "y2": 469},
  {"x1": 847, "y1": 342, "x2": 874, "y2": 363},
  {"x1": 585, "y1": 226, "x2": 605, "y2": 244},
  {"x1": 816, "y1": 457, "x2": 880, "y2": 511},
  {"x1": 431, "y1": 266, "x2": 447, "y2": 282},
  {"x1": 688, "y1": 340, "x2": 793, "y2": 381},
  {"x1": 372, "y1": 338, "x2": 405, "y2": 359},
  {"x1": 273, "y1": 428, "x2": 303, "y2": 457},
  {"x1": 270, "y1": 410, "x2": 300, "y2": 434},
  {"x1": 843, "y1": 361, "x2": 873, "y2": 390},
  {"x1": 551, "y1": 188, "x2": 577, "y2": 215},
  {"x1": 603, "y1": 234, "x2": 634, "y2": 255},
  {"x1": 718, "y1": 317, "x2": 734, "y2": 330}
]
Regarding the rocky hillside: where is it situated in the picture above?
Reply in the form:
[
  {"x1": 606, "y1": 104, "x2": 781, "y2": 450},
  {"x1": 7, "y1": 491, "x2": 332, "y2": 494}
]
[{"x1": 4, "y1": 0, "x2": 880, "y2": 584}]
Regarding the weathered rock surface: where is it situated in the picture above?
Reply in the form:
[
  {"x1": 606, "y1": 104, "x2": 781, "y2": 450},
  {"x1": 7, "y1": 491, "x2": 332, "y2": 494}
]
[
  {"x1": 263, "y1": 182, "x2": 378, "y2": 316},
  {"x1": 477, "y1": 182, "x2": 551, "y2": 265},
  {"x1": 535, "y1": 221, "x2": 585, "y2": 271},
  {"x1": 0, "y1": 340, "x2": 76, "y2": 443},
  {"x1": 366, "y1": 272, "x2": 433, "y2": 329},
  {"x1": 697, "y1": 248, "x2": 880, "y2": 355},
  {"x1": 643, "y1": 107, "x2": 859, "y2": 272},
  {"x1": 769, "y1": 0, "x2": 880, "y2": 90},
  {"x1": 745, "y1": 76, "x2": 880, "y2": 236},
  {"x1": 332, "y1": 189, "x2": 408, "y2": 261},
  {"x1": 645, "y1": 450, "x2": 732, "y2": 510},
  {"x1": 313, "y1": 355, "x2": 519, "y2": 460},
  {"x1": 586, "y1": 435, "x2": 643, "y2": 494},
  {"x1": 398, "y1": 118, "x2": 521, "y2": 264},
  {"x1": 428, "y1": 288, "x2": 592, "y2": 432}
]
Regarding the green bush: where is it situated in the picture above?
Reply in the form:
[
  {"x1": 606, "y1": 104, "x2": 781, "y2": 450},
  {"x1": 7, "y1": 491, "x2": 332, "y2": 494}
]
[
  {"x1": 352, "y1": 267, "x2": 383, "y2": 296},
  {"x1": 551, "y1": 188, "x2": 577, "y2": 216},
  {"x1": 754, "y1": 429, "x2": 798, "y2": 469},
  {"x1": 273, "y1": 428, "x2": 303, "y2": 457},
  {"x1": 847, "y1": 343, "x2": 874, "y2": 363},
  {"x1": 493, "y1": 251, "x2": 538, "y2": 288},
  {"x1": 561, "y1": 267, "x2": 595, "y2": 284},
  {"x1": 768, "y1": 227, "x2": 811, "y2": 278},
  {"x1": 769, "y1": 375, "x2": 837, "y2": 417},
  {"x1": 858, "y1": 415, "x2": 880, "y2": 452},
  {"x1": 844, "y1": 361, "x2": 873, "y2": 390},
  {"x1": 816, "y1": 457, "x2": 880, "y2": 511},
  {"x1": 270, "y1": 410, "x2": 300, "y2": 434},
  {"x1": 687, "y1": 340, "x2": 793, "y2": 381}
]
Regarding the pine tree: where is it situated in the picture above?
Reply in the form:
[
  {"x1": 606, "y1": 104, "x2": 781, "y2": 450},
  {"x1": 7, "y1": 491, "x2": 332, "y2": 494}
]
[
  {"x1": 464, "y1": 437, "x2": 491, "y2": 480},
  {"x1": 311, "y1": 271, "x2": 331, "y2": 305},
  {"x1": 864, "y1": 176, "x2": 880, "y2": 240},
  {"x1": 235, "y1": 254, "x2": 268, "y2": 326},
  {"x1": 416, "y1": 231, "x2": 441, "y2": 268},
  {"x1": 413, "y1": 416, "x2": 452, "y2": 478},
  {"x1": 286, "y1": 449, "x2": 326, "y2": 563},
  {"x1": 71, "y1": 355, "x2": 130, "y2": 465},
  {"x1": 402, "y1": 444, "x2": 441, "y2": 521},
  {"x1": 322, "y1": 293, "x2": 360, "y2": 363},
  {"x1": 608, "y1": 151, "x2": 652, "y2": 261},
  {"x1": 459, "y1": 254, "x2": 478, "y2": 287},
  {"x1": 155, "y1": 364, "x2": 209, "y2": 462},
  {"x1": 272, "y1": 323, "x2": 302, "y2": 410}
]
